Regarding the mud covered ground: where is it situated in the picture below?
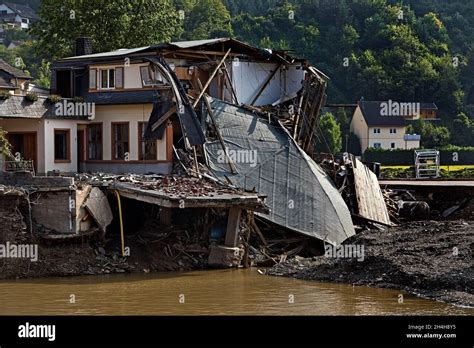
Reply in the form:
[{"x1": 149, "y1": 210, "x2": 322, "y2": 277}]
[
  {"x1": 268, "y1": 220, "x2": 473, "y2": 307},
  {"x1": 0, "y1": 232, "x2": 208, "y2": 280}
]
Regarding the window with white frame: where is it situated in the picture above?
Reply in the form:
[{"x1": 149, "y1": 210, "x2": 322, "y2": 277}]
[
  {"x1": 391, "y1": 142, "x2": 395, "y2": 148},
  {"x1": 100, "y1": 69, "x2": 115, "y2": 89},
  {"x1": 373, "y1": 128, "x2": 381, "y2": 134},
  {"x1": 390, "y1": 128, "x2": 397, "y2": 134},
  {"x1": 374, "y1": 143, "x2": 381, "y2": 148}
]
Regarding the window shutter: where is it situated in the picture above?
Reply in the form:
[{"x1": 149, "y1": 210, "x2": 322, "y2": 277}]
[
  {"x1": 116, "y1": 67, "x2": 124, "y2": 89},
  {"x1": 89, "y1": 68, "x2": 97, "y2": 89}
]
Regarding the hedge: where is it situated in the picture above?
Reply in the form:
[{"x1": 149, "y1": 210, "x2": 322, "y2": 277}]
[{"x1": 363, "y1": 148, "x2": 474, "y2": 165}]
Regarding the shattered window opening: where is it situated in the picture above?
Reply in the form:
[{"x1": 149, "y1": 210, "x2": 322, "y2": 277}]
[
  {"x1": 87, "y1": 123, "x2": 102, "y2": 160},
  {"x1": 140, "y1": 65, "x2": 164, "y2": 87}
]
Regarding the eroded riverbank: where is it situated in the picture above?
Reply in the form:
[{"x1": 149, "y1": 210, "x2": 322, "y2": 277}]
[
  {"x1": 1, "y1": 190, "x2": 472, "y2": 309},
  {"x1": 268, "y1": 220, "x2": 473, "y2": 307}
]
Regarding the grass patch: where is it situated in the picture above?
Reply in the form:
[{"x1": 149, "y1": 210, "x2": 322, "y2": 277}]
[{"x1": 382, "y1": 165, "x2": 474, "y2": 171}]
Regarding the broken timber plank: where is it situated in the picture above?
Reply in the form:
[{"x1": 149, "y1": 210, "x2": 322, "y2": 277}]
[
  {"x1": 196, "y1": 79, "x2": 237, "y2": 173},
  {"x1": 250, "y1": 217, "x2": 268, "y2": 246},
  {"x1": 351, "y1": 156, "x2": 391, "y2": 225},
  {"x1": 151, "y1": 106, "x2": 177, "y2": 131},
  {"x1": 250, "y1": 62, "x2": 283, "y2": 106},
  {"x1": 222, "y1": 62, "x2": 239, "y2": 104},
  {"x1": 193, "y1": 48, "x2": 231, "y2": 108}
]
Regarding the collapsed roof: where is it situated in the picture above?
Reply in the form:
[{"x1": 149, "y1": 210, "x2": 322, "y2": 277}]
[
  {"x1": 203, "y1": 98, "x2": 355, "y2": 245},
  {"x1": 58, "y1": 38, "x2": 303, "y2": 64}
]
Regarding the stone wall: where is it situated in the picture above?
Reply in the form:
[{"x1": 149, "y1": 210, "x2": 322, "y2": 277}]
[{"x1": 0, "y1": 172, "x2": 73, "y2": 187}]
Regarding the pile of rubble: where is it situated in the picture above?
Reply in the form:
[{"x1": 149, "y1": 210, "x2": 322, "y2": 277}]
[{"x1": 75, "y1": 173, "x2": 248, "y2": 197}]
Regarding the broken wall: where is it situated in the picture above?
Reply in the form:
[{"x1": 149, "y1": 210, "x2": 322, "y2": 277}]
[
  {"x1": 32, "y1": 191, "x2": 75, "y2": 233},
  {"x1": 204, "y1": 99, "x2": 355, "y2": 245},
  {"x1": 231, "y1": 62, "x2": 305, "y2": 106},
  {"x1": 0, "y1": 172, "x2": 108, "y2": 235}
]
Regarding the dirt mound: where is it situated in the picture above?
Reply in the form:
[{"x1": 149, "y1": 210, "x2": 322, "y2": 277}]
[{"x1": 269, "y1": 220, "x2": 473, "y2": 307}]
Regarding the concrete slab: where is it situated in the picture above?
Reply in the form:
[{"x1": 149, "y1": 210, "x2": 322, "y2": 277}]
[{"x1": 84, "y1": 187, "x2": 113, "y2": 232}]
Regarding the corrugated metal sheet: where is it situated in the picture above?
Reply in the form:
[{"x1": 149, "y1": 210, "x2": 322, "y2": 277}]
[
  {"x1": 61, "y1": 39, "x2": 229, "y2": 60},
  {"x1": 62, "y1": 46, "x2": 151, "y2": 60},
  {"x1": 204, "y1": 98, "x2": 355, "y2": 245},
  {"x1": 167, "y1": 38, "x2": 229, "y2": 49},
  {"x1": 61, "y1": 39, "x2": 231, "y2": 61},
  {"x1": 59, "y1": 38, "x2": 291, "y2": 63}
]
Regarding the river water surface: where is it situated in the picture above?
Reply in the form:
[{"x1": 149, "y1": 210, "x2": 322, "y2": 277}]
[{"x1": 0, "y1": 269, "x2": 471, "y2": 315}]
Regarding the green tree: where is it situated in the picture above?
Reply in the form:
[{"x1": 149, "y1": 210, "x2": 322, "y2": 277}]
[
  {"x1": 5, "y1": 28, "x2": 31, "y2": 43},
  {"x1": 0, "y1": 127, "x2": 12, "y2": 159},
  {"x1": 407, "y1": 120, "x2": 451, "y2": 148},
  {"x1": 31, "y1": 0, "x2": 182, "y2": 60},
  {"x1": 347, "y1": 132, "x2": 362, "y2": 156},
  {"x1": 315, "y1": 112, "x2": 342, "y2": 154},
  {"x1": 452, "y1": 112, "x2": 474, "y2": 147},
  {"x1": 33, "y1": 60, "x2": 51, "y2": 89},
  {"x1": 180, "y1": 0, "x2": 233, "y2": 40}
]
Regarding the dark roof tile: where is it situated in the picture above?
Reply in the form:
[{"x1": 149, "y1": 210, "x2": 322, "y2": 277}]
[
  {"x1": 358, "y1": 101, "x2": 437, "y2": 126},
  {"x1": 0, "y1": 58, "x2": 31, "y2": 79},
  {"x1": 0, "y1": 95, "x2": 89, "y2": 119},
  {"x1": 2, "y1": 2, "x2": 37, "y2": 19}
]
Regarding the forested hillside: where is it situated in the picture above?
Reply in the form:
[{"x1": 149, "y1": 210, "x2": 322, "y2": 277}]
[{"x1": 2, "y1": 0, "x2": 474, "y2": 146}]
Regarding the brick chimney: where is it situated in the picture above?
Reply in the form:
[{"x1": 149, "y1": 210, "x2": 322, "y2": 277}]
[{"x1": 75, "y1": 37, "x2": 92, "y2": 56}]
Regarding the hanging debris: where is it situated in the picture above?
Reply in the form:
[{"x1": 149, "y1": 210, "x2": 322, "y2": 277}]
[{"x1": 203, "y1": 98, "x2": 355, "y2": 246}]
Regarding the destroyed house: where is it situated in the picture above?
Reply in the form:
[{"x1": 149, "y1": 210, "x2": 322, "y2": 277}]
[
  {"x1": 47, "y1": 37, "x2": 309, "y2": 175},
  {"x1": 1, "y1": 37, "x2": 356, "y2": 248}
]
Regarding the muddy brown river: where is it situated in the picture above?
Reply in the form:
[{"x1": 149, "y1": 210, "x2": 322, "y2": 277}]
[{"x1": 0, "y1": 269, "x2": 471, "y2": 315}]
